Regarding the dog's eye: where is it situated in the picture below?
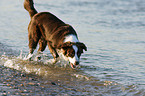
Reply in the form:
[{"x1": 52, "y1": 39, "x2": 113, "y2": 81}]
[
  {"x1": 67, "y1": 53, "x2": 73, "y2": 57},
  {"x1": 67, "y1": 51, "x2": 75, "y2": 57}
]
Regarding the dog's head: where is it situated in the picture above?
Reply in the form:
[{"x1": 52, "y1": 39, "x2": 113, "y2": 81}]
[{"x1": 59, "y1": 42, "x2": 87, "y2": 68}]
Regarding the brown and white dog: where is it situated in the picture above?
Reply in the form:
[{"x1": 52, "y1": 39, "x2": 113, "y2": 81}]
[{"x1": 24, "y1": 0, "x2": 87, "y2": 68}]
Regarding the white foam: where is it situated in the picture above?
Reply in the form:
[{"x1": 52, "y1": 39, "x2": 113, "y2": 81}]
[
  {"x1": 1, "y1": 50, "x2": 75, "y2": 77},
  {"x1": 4, "y1": 60, "x2": 14, "y2": 68},
  {"x1": 73, "y1": 74, "x2": 90, "y2": 80},
  {"x1": 23, "y1": 53, "x2": 33, "y2": 60},
  {"x1": 17, "y1": 50, "x2": 23, "y2": 59},
  {"x1": 4, "y1": 59, "x2": 20, "y2": 70}
]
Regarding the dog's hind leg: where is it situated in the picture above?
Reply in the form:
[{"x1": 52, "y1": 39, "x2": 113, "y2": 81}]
[
  {"x1": 35, "y1": 36, "x2": 47, "y2": 60},
  {"x1": 26, "y1": 22, "x2": 41, "y2": 61},
  {"x1": 38, "y1": 36, "x2": 47, "y2": 52}
]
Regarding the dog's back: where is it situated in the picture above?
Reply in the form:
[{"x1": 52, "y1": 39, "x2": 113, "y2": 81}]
[{"x1": 24, "y1": 0, "x2": 77, "y2": 48}]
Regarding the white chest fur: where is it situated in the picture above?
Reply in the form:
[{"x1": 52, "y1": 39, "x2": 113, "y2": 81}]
[{"x1": 64, "y1": 34, "x2": 79, "y2": 42}]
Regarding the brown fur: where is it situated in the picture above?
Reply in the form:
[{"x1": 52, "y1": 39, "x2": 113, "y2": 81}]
[
  {"x1": 24, "y1": 0, "x2": 37, "y2": 18},
  {"x1": 24, "y1": 0, "x2": 87, "y2": 66}
]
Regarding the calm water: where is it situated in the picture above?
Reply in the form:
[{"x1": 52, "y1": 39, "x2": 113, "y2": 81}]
[{"x1": 0, "y1": 0, "x2": 145, "y2": 95}]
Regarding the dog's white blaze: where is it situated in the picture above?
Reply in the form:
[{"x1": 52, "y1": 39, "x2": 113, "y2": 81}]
[
  {"x1": 68, "y1": 45, "x2": 79, "y2": 64},
  {"x1": 64, "y1": 34, "x2": 79, "y2": 42}
]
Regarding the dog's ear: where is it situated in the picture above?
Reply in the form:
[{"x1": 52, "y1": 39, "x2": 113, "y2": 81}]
[{"x1": 77, "y1": 42, "x2": 87, "y2": 51}]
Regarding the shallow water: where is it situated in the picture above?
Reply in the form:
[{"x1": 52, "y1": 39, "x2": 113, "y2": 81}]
[{"x1": 0, "y1": 0, "x2": 145, "y2": 95}]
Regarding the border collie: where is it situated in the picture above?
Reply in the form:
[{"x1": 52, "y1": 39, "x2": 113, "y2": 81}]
[{"x1": 24, "y1": 0, "x2": 87, "y2": 68}]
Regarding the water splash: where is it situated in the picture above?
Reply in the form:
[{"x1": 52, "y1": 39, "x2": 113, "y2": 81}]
[
  {"x1": 1, "y1": 51, "x2": 81, "y2": 78},
  {"x1": 1, "y1": 51, "x2": 143, "y2": 95}
]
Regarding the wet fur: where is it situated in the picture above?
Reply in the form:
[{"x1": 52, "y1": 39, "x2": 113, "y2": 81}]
[{"x1": 24, "y1": 0, "x2": 87, "y2": 67}]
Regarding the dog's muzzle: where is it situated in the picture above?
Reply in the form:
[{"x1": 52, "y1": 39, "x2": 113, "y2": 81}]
[{"x1": 70, "y1": 61, "x2": 79, "y2": 69}]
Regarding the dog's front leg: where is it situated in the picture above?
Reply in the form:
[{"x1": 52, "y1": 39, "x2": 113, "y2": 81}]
[{"x1": 47, "y1": 42, "x2": 59, "y2": 64}]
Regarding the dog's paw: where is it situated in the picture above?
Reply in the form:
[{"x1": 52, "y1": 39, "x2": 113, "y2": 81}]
[
  {"x1": 48, "y1": 59, "x2": 56, "y2": 64},
  {"x1": 23, "y1": 53, "x2": 33, "y2": 61},
  {"x1": 44, "y1": 58, "x2": 59, "y2": 64},
  {"x1": 33, "y1": 51, "x2": 44, "y2": 61},
  {"x1": 34, "y1": 56, "x2": 41, "y2": 61}
]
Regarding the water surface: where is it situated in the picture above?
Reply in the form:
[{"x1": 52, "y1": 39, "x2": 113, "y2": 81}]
[{"x1": 0, "y1": 0, "x2": 145, "y2": 95}]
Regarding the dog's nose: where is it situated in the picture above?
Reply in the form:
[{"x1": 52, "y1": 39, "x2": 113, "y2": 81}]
[{"x1": 75, "y1": 61, "x2": 79, "y2": 65}]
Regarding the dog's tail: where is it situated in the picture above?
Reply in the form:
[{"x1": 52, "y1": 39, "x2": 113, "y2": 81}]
[{"x1": 24, "y1": 0, "x2": 38, "y2": 19}]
